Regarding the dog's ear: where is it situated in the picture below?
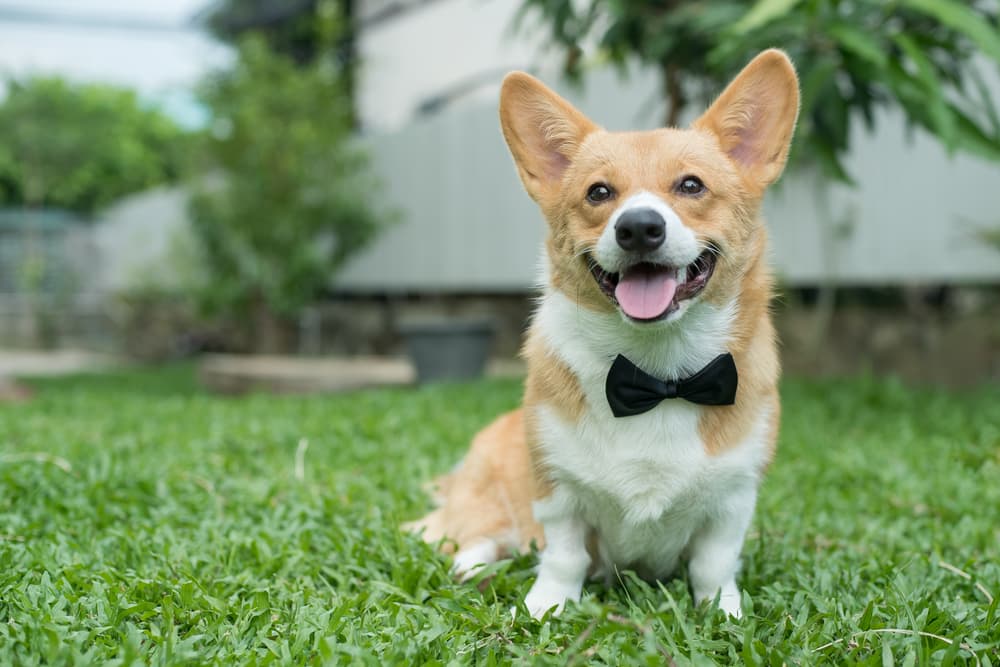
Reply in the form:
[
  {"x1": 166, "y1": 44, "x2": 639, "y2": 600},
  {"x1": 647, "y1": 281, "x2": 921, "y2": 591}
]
[
  {"x1": 694, "y1": 49, "x2": 800, "y2": 190},
  {"x1": 499, "y1": 72, "x2": 598, "y2": 202}
]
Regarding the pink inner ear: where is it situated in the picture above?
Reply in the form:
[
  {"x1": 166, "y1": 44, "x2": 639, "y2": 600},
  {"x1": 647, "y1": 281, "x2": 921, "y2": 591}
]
[
  {"x1": 725, "y1": 101, "x2": 767, "y2": 167},
  {"x1": 523, "y1": 122, "x2": 572, "y2": 183},
  {"x1": 544, "y1": 151, "x2": 570, "y2": 182},
  {"x1": 729, "y1": 127, "x2": 760, "y2": 166}
]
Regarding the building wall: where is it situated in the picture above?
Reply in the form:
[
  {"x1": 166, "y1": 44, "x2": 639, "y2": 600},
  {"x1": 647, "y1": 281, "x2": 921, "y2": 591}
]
[{"x1": 356, "y1": 0, "x2": 559, "y2": 133}]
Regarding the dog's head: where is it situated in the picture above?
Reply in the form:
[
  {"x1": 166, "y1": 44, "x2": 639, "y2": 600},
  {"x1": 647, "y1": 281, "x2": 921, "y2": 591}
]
[{"x1": 500, "y1": 50, "x2": 799, "y2": 325}]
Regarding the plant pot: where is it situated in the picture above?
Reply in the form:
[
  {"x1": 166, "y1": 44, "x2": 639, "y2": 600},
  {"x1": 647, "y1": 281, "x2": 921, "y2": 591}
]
[{"x1": 399, "y1": 317, "x2": 495, "y2": 384}]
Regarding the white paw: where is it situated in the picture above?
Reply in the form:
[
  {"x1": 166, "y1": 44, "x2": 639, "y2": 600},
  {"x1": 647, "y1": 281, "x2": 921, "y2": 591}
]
[
  {"x1": 524, "y1": 579, "x2": 580, "y2": 619},
  {"x1": 451, "y1": 539, "x2": 498, "y2": 582},
  {"x1": 695, "y1": 583, "x2": 743, "y2": 619},
  {"x1": 451, "y1": 560, "x2": 483, "y2": 583},
  {"x1": 718, "y1": 591, "x2": 743, "y2": 619}
]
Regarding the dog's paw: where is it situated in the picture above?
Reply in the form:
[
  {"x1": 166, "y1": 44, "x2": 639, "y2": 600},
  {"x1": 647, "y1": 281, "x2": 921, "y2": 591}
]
[
  {"x1": 524, "y1": 580, "x2": 579, "y2": 619},
  {"x1": 695, "y1": 583, "x2": 743, "y2": 619},
  {"x1": 717, "y1": 591, "x2": 743, "y2": 619},
  {"x1": 451, "y1": 539, "x2": 499, "y2": 582}
]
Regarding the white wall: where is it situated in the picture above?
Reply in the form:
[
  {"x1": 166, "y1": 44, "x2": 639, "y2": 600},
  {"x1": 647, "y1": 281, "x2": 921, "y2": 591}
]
[
  {"x1": 766, "y1": 119, "x2": 1000, "y2": 284},
  {"x1": 87, "y1": 187, "x2": 195, "y2": 294},
  {"x1": 356, "y1": 0, "x2": 567, "y2": 132}
]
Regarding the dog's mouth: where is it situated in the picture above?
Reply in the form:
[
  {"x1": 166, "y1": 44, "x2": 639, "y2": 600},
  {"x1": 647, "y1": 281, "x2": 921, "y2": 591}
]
[{"x1": 587, "y1": 248, "x2": 718, "y2": 322}]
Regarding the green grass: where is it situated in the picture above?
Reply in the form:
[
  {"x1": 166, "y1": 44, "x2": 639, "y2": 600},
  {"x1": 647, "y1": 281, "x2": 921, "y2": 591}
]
[{"x1": 1, "y1": 366, "x2": 998, "y2": 665}]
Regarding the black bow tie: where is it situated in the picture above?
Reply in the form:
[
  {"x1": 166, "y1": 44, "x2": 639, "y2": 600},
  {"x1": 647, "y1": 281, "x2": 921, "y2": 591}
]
[{"x1": 605, "y1": 353, "x2": 738, "y2": 417}]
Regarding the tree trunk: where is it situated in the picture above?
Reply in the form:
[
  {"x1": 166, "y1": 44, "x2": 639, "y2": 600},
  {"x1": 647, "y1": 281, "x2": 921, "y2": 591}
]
[
  {"x1": 251, "y1": 295, "x2": 295, "y2": 354},
  {"x1": 663, "y1": 63, "x2": 687, "y2": 128}
]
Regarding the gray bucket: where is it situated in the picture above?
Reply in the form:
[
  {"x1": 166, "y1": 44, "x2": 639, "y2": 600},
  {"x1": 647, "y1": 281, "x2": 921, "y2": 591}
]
[{"x1": 399, "y1": 317, "x2": 496, "y2": 384}]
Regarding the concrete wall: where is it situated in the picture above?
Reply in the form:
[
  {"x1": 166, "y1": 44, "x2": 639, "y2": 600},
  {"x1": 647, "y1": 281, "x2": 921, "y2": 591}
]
[
  {"x1": 87, "y1": 187, "x2": 194, "y2": 295},
  {"x1": 356, "y1": 0, "x2": 561, "y2": 133}
]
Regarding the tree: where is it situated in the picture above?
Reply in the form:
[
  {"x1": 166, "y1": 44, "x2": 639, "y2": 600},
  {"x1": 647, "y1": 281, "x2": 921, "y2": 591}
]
[
  {"x1": 205, "y1": 0, "x2": 350, "y2": 64},
  {"x1": 188, "y1": 35, "x2": 388, "y2": 352},
  {"x1": 517, "y1": 0, "x2": 1000, "y2": 182},
  {"x1": 204, "y1": 0, "x2": 358, "y2": 121},
  {"x1": 0, "y1": 77, "x2": 188, "y2": 214}
]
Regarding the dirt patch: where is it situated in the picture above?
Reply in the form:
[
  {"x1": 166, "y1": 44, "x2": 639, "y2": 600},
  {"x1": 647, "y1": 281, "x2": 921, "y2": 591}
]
[{"x1": 0, "y1": 377, "x2": 32, "y2": 403}]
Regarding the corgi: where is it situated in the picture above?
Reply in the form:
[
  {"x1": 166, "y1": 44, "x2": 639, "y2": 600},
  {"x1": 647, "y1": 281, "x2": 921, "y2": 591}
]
[{"x1": 406, "y1": 49, "x2": 800, "y2": 619}]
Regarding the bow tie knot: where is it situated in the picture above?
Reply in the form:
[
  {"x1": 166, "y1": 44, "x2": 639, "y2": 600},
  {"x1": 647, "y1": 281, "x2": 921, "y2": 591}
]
[
  {"x1": 661, "y1": 381, "x2": 678, "y2": 399},
  {"x1": 605, "y1": 353, "x2": 738, "y2": 417}
]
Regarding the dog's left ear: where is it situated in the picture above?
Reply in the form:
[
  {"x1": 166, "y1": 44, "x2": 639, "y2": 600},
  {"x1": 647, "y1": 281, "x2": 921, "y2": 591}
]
[{"x1": 694, "y1": 49, "x2": 800, "y2": 190}]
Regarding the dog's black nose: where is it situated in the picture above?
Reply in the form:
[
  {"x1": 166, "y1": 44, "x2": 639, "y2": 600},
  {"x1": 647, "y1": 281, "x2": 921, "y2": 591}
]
[{"x1": 615, "y1": 208, "x2": 666, "y2": 252}]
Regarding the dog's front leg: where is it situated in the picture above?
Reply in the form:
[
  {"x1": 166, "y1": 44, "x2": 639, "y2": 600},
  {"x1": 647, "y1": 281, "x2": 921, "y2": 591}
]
[
  {"x1": 687, "y1": 486, "x2": 756, "y2": 618},
  {"x1": 524, "y1": 490, "x2": 589, "y2": 619}
]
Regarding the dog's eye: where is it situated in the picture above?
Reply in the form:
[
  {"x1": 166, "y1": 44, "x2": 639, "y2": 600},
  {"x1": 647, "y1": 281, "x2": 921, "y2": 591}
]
[
  {"x1": 586, "y1": 183, "x2": 614, "y2": 204},
  {"x1": 677, "y1": 176, "x2": 705, "y2": 196}
]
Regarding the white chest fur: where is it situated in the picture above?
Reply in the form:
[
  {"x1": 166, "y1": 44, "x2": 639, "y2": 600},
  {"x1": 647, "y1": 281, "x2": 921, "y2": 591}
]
[{"x1": 530, "y1": 291, "x2": 769, "y2": 579}]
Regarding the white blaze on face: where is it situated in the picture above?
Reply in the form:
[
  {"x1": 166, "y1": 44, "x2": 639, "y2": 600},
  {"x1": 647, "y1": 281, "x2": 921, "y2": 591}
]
[{"x1": 593, "y1": 191, "x2": 702, "y2": 320}]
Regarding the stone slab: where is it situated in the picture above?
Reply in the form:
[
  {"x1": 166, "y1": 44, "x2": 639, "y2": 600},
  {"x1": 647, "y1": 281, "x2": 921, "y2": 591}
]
[
  {"x1": 0, "y1": 349, "x2": 119, "y2": 377},
  {"x1": 199, "y1": 354, "x2": 526, "y2": 395},
  {"x1": 199, "y1": 355, "x2": 413, "y2": 394}
]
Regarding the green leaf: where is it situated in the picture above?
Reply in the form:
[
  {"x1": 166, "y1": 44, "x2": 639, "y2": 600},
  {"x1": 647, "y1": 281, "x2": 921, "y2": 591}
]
[
  {"x1": 730, "y1": 0, "x2": 803, "y2": 34},
  {"x1": 798, "y1": 59, "x2": 839, "y2": 115},
  {"x1": 967, "y1": 64, "x2": 1000, "y2": 137},
  {"x1": 950, "y1": 105, "x2": 1000, "y2": 161},
  {"x1": 859, "y1": 600, "x2": 875, "y2": 630},
  {"x1": 900, "y1": 0, "x2": 1000, "y2": 62},
  {"x1": 891, "y1": 32, "x2": 955, "y2": 146},
  {"x1": 828, "y1": 22, "x2": 887, "y2": 68},
  {"x1": 882, "y1": 640, "x2": 895, "y2": 667}
]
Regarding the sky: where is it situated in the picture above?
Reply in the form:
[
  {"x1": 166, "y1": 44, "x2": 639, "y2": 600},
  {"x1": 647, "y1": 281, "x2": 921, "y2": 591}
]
[
  {"x1": 0, "y1": 0, "x2": 212, "y2": 24},
  {"x1": 0, "y1": 0, "x2": 229, "y2": 127}
]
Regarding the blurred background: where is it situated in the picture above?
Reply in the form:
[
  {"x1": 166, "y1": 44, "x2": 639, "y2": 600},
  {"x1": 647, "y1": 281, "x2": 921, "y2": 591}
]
[{"x1": 1, "y1": 0, "x2": 999, "y2": 396}]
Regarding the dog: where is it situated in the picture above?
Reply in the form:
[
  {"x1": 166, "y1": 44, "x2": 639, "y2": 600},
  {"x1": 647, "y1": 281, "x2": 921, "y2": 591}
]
[{"x1": 406, "y1": 49, "x2": 800, "y2": 619}]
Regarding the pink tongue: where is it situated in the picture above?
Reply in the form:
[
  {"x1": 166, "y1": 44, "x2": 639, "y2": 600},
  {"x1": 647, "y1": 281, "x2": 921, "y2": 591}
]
[{"x1": 614, "y1": 266, "x2": 678, "y2": 320}]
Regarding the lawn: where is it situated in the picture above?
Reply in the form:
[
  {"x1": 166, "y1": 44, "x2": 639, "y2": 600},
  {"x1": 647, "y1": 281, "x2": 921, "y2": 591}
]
[{"x1": 1, "y1": 366, "x2": 998, "y2": 665}]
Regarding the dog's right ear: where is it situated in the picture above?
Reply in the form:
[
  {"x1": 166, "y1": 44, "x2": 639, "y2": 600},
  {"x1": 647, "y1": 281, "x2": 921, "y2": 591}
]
[{"x1": 499, "y1": 72, "x2": 598, "y2": 203}]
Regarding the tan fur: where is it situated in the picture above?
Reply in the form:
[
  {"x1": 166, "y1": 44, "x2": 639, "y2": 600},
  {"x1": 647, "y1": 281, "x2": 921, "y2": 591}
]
[
  {"x1": 407, "y1": 50, "x2": 799, "y2": 567},
  {"x1": 697, "y1": 230, "x2": 780, "y2": 457},
  {"x1": 521, "y1": 328, "x2": 587, "y2": 499},
  {"x1": 404, "y1": 409, "x2": 544, "y2": 554}
]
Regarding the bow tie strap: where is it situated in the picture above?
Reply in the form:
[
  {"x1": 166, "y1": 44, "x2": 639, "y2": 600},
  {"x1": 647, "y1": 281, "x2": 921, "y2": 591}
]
[{"x1": 605, "y1": 353, "x2": 738, "y2": 418}]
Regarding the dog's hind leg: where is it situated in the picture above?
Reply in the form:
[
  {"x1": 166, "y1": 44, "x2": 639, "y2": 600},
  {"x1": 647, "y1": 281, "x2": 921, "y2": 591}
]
[
  {"x1": 451, "y1": 538, "x2": 501, "y2": 580},
  {"x1": 404, "y1": 409, "x2": 544, "y2": 573}
]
